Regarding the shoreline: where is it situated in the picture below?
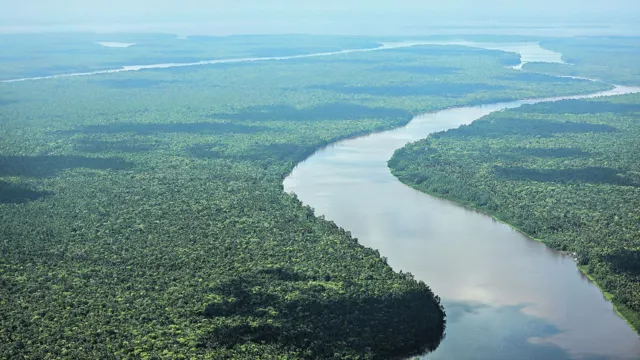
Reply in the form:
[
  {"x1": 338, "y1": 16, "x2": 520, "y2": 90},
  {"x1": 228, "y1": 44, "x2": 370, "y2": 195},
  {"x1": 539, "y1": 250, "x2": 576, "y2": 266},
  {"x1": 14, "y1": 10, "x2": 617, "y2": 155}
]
[
  {"x1": 391, "y1": 174, "x2": 640, "y2": 334},
  {"x1": 281, "y1": 41, "x2": 640, "y2": 356},
  {"x1": 282, "y1": 83, "x2": 613, "y2": 182}
]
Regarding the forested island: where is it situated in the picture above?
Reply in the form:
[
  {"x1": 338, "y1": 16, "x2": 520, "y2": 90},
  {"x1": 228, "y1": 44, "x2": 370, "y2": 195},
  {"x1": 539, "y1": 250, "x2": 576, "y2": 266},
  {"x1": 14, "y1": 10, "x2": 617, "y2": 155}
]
[
  {"x1": 389, "y1": 93, "x2": 640, "y2": 332},
  {"x1": 0, "y1": 33, "x2": 624, "y2": 358}
]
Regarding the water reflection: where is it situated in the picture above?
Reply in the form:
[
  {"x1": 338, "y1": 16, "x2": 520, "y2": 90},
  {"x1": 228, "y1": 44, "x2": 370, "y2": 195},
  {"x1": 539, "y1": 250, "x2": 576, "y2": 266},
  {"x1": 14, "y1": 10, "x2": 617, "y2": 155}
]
[
  {"x1": 427, "y1": 301, "x2": 573, "y2": 360},
  {"x1": 284, "y1": 45, "x2": 640, "y2": 359}
]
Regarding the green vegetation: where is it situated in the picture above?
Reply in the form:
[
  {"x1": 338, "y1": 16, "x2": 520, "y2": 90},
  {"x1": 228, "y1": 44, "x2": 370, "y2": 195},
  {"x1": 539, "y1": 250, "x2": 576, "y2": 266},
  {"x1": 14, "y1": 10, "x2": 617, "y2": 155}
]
[
  {"x1": 0, "y1": 33, "x2": 381, "y2": 80},
  {"x1": 389, "y1": 94, "x2": 640, "y2": 332},
  {"x1": 0, "y1": 34, "x2": 615, "y2": 359},
  {"x1": 524, "y1": 36, "x2": 640, "y2": 85}
]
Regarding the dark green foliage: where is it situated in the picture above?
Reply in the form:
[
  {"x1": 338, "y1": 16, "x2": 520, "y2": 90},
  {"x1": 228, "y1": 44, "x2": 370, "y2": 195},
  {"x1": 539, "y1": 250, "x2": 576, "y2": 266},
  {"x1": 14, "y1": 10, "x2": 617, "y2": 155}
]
[
  {"x1": 313, "y1": 83, "x2": 506, "y2": 97},
  {"x1": 0, "y1": 36, "x2": 615, "y2": 358},
  {"x1": 93, "y1": 79, "x2": 171, "y2": 89},
  {"x1": 200, "y1": 273, "x2": 444, "y2": 359},
  {"x1": 62, "y1": 122, "x2": 268, "y2": 135},
  {"x1": 98, "y1": 57, "x2": 206, "y2": 67},
  {"x1": 440, "y1": 118, "x2": 617, "y2": 138},
  {"x1": 16, "y1": 65, "x2": 112, "y2": 78},
  {"x1": 389, "y1": 93, "x2": 640, "y2": 332},
  {"x1": 207, "y1": 103, "x2": 412, "y2": 123},
  {"x1": 0, "y1": 155, "x2": 135, "y2": 177},
  {"x1": 498, "y1": 72, "x2": 574, "y2": 83},
  {"x1": 74, "y1": 138, "x2": 162, "y2": 153},
  {"x1": 187, "y1": 143, "x2": 226, "y2": 159},
  {"x1": 509, "y1": 147, "x2": 590, "y2": 158},
  {"x1": 0, "y1": 181, "x2": 52, "y2": 204},
  {"x1": 189, "y1": 143, "x2": 310, "y2": 165},
  {"x1": 516, "y1": 99, "x2": 640, "y2": 114},
  {"x1": 605, "y1": 249, "x2": 640, "y2": 278},
  {"x1": 376, "y1": 65, "x2": 460, "y2": 75},
  {"x1": 493, "y1": 166, "x2": 637, "y2": 186}
]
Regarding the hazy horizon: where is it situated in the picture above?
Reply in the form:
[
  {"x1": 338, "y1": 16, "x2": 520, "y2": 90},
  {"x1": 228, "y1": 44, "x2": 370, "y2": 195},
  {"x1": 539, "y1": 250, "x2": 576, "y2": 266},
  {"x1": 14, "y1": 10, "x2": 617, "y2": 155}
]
[{"x1": 1, "y1": 0, "x2": 639, "y2": 36}]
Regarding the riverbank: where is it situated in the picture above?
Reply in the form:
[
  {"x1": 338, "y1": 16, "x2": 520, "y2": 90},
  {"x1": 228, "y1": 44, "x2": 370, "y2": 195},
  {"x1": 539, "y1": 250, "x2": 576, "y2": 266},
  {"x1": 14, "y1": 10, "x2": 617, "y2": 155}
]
[
  {"x1": 387, "y1": 90, "x2": 640, "y2": 341},
  {"x1": 392, "y1": 174, "x2": 640, "y2": 334},
  {"x1": 578, "y1": 266, "x2": 640, "y2": 333}
]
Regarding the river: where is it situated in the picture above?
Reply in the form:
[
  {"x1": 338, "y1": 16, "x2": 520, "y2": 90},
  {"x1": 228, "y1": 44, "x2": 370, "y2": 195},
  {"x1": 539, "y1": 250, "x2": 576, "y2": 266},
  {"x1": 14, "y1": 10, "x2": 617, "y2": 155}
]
[
  {"x1": 0, "y1": 41, "x2": 453, "y2": 83},
  {"x1": 283, "y1": 43, "x2": 640, "y2": 359}
]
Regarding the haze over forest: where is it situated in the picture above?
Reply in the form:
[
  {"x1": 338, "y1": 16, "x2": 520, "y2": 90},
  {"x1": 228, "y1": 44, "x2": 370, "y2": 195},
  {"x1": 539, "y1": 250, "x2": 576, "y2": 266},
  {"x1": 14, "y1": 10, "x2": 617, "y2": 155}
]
[
  {"x1": 3, "y1": 0, "x2": 640, "y2": 358},
  {"x1": 2, "y1": 0, "x2": 640, "y2": 34}
]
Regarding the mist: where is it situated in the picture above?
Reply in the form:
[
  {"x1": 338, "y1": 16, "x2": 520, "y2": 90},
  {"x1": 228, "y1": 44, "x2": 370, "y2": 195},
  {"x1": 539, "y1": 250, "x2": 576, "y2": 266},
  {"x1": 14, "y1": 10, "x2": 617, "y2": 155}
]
[{"x1": 1, "y1": 0, "x2": 640, "y2": 35}]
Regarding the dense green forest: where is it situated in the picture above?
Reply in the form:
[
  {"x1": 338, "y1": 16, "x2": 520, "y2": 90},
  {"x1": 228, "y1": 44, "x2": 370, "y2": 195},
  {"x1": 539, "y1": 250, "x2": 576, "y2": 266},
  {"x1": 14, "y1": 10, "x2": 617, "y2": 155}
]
[
  {"x1": 0, "y1": 34, "x2": 614, "y2": 359},
  {"x1": 389, "y1": 93, "x2": 640, "y2": 333}
]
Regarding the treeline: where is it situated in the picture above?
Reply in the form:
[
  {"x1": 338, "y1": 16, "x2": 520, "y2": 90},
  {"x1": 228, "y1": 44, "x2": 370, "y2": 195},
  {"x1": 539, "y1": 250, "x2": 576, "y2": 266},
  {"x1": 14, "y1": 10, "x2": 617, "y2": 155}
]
[
  {"x1": 524, "y1": 36, "x2": 640, "y2": 86},
  {"x1": 0, "y1": 39, "x2": 618, "y2": 359},
  {"x1": 0, "y1": 128, "x2": 446, "y2": 359},
  {"x1": 389, "y1": 94, "x2": 640, "y2": 332}
]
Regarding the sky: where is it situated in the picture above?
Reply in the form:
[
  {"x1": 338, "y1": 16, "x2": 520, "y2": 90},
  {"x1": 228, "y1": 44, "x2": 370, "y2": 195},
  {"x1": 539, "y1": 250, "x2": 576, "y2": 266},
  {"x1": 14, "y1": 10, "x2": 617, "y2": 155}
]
[{"x1": 1, "y1": 0, "x2": 639, "y2": 34}]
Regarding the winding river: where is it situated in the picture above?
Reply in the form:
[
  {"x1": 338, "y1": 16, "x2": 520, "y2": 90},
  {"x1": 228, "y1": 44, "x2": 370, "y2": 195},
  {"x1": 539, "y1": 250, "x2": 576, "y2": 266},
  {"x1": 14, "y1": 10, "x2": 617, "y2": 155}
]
[
  {"x1": 283, "y1": 44, "x2": 640, "y2": 359},
  {"x1": 5, "y1": 38, "x2": 640, "y2": 359}
]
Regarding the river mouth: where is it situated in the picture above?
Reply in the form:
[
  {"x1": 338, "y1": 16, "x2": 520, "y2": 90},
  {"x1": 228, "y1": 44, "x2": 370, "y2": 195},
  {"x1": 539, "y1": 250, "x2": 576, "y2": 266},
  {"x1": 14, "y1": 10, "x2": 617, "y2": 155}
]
[{"x1": 283, "y1": 43, "x2": 640, "y2": 359}]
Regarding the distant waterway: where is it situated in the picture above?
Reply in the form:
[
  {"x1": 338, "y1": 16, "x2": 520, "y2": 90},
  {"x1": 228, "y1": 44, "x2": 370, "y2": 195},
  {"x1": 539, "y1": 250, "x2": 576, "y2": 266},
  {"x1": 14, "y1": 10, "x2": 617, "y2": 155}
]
[
  {"x1": 4, "y1": 37, "x2": 638, "y2": 359},
  {"x1": 95, "y1": 42, "x2": 136, "y2": 48},
  {"x1": 0, "y1": 41, "x2": 458, "y2": 83},
  {"x1": 284, "y1": 43, "x2": 640, "y2": 359},
  {"x1": 0, "y1": 40, "x2": 565, "y2": 83}
]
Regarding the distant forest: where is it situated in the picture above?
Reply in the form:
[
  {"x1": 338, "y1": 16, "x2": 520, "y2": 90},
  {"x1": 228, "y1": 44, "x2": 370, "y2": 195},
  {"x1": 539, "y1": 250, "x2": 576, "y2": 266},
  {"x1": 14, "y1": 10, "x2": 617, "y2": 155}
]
[
  {"x1": 526, "y1": 37, "x2": 640, "y2": 85},
  {"x1": 0, "y1": 32, "x2": 629, "y2": 358}
]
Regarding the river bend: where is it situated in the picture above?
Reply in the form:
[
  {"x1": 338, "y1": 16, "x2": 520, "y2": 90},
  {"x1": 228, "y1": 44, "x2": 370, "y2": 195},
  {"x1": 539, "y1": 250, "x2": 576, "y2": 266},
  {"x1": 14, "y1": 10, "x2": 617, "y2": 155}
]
[{"x1": 284, "y1": 44, "x2": 640, "y2": 359}]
